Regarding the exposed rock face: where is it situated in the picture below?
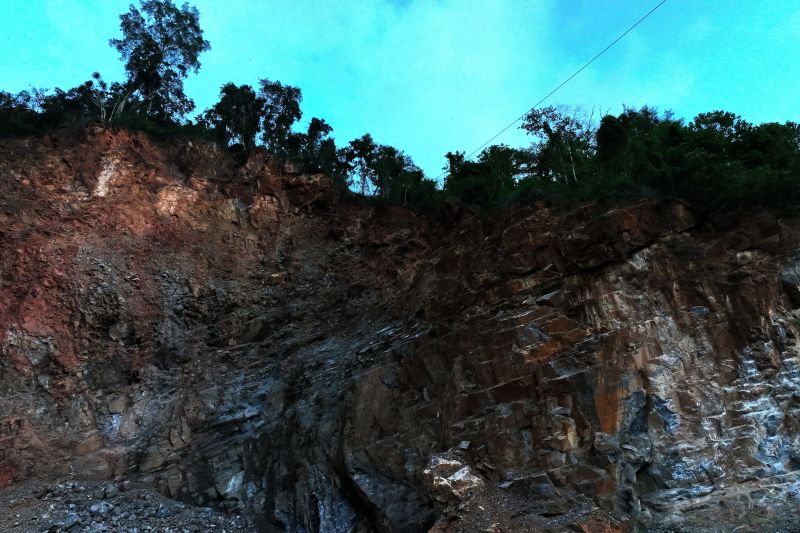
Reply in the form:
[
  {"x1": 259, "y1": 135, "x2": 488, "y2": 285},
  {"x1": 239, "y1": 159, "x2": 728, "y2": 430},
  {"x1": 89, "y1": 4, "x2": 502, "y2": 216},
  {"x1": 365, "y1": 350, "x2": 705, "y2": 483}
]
[{"x1": 2, "y1": 129, "x2": 800, "y2": 531}]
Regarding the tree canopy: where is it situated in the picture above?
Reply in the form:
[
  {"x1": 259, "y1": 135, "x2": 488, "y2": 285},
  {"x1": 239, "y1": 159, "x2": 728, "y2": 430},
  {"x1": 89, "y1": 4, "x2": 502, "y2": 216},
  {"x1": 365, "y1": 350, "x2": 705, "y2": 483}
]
[
  {"x1": 2, "y1": 0, "x2": 799, "y2": 216},
  {"x1": 200, "y1": 83, "x2": 264, "y2": 153},
  {"x1": 259, "y1": 79, "x2": 303, "y2": 156},
  {"x1": 109, "y1": 0, "x2": 210, "y2": 122}
]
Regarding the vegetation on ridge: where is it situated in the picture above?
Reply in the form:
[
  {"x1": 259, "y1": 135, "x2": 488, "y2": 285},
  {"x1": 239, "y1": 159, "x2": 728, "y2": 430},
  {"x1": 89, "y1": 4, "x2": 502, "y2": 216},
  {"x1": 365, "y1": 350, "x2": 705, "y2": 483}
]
[{"x1": 1, "y1": 0, "x2": 799, "y2": 214}]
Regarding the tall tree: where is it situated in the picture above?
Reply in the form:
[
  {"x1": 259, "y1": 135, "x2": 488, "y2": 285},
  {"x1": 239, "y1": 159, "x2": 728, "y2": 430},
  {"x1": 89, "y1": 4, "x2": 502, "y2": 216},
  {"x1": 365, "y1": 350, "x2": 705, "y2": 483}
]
[
  {"x1": 109, "y1": 0, "x2": 210, "y2": 123},
  {"x1": 443, "y1": 145, "x2": 528, "y2": 208},
  {"x1": 344, "y1": 134, "x2": 436, "y2": 207},
  {"x1": 345, "y1": 134, "x2": 379, "y2": 195},
  {"x1": 259, "y1": 79, "x2": 302, "y2": 155},
  {"x1": 521, "y1": 105, "x2": 596, "y2": 186},
  {"x1": 286, "y1": 117, "x2": 344, "y2": 175},
  {"x1": 201, "y1": 83, "x2": 265, "y2": 153}
]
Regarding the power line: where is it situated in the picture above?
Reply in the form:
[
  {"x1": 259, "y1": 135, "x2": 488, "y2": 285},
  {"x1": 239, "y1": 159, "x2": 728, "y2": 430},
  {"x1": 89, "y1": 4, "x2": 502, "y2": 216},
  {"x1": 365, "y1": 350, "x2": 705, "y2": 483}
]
[{"x1": 437, "y1": 0, "x2": 668, "y2": 179}]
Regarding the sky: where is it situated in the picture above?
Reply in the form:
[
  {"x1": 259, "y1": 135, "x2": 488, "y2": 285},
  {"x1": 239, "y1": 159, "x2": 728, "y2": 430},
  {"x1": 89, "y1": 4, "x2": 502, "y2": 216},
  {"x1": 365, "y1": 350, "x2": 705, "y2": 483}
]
[{"x1": 1, "y1": 0, "x2": 799, "y2": 178}]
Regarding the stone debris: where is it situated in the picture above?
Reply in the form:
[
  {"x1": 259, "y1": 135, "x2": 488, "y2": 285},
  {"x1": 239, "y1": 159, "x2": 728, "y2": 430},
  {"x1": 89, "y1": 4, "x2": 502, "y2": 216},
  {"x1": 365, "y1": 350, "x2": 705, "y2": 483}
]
[
  {"x1": 425, "y1": 455, "x2": 484, "y2": 503},
  {"x1": 0, "y1": 480, "x2": 253, "y2": 533}
]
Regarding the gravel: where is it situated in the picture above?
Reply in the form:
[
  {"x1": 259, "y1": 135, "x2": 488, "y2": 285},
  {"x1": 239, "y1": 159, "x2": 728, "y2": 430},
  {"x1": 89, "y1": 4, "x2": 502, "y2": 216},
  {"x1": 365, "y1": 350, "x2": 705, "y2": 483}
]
[{"x1": 0, "y1": 479, "x2": 255, "y2": 533}]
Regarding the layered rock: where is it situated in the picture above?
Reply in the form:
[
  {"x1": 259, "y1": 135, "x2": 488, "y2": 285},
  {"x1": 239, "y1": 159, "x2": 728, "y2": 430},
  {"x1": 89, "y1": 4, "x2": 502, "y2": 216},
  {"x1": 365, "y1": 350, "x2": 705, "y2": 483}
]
[{"x1": 1, "y1": 128, "x2": 800, "y2": 531}]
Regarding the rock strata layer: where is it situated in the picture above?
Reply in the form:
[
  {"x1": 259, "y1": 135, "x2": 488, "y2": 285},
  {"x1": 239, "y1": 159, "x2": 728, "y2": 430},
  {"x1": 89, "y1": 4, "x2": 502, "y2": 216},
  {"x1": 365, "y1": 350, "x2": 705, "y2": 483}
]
[{"x1": 2, "y1": 129, "x2": 800, "y2": 532}]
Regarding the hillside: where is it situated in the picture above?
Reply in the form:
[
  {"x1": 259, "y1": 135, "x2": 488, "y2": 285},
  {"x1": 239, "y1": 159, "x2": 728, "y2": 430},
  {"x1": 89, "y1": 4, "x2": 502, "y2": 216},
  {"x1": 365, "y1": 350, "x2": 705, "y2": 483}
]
[{"x1": 1, "y1": 128, "x2": 800, "y2": 532}]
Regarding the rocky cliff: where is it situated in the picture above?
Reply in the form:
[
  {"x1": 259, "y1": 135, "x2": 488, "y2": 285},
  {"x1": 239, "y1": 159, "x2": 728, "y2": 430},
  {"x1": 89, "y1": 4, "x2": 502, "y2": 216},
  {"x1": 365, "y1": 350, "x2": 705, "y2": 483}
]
[{"x1": 2, "y1": 128, "x2": 800, "y2": 532}]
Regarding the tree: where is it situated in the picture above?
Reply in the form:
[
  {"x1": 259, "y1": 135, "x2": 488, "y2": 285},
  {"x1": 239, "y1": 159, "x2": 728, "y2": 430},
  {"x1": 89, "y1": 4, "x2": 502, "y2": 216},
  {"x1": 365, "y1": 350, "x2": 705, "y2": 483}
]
[
  {"x1": 0, "y1": 90, "x2": 39, "y2": 136},
  {"x1": 259, "y1": 79, "x2": 302, "y2": 155},
  {"x1": 201, "y1": 83, "x2": 264, "y2": 153},
  {"x1": 346, "y1": 134, "x2": 379, "y2": 195},
  {"x1": 368, "y1": 145, "x2": 406, "y2": 199},
  {"x1": 286, "y1": 117, "x2": 346, "y2": 177},
  {"x1": 691, "y1": 110, "x2": 745, "y2": 140},
  {"x1": 443, "y1": 145, "x2": 528, "y2": 209},
  {"x1": 343, "y1": 134, "x2": 437, "y2": 208},
  {"x1": 521, "y1": 105, "x2": 596, "y2": 186},
  {"x1": 733, "y1": 120, "x2": 800, "y2": 207},
  {"x1": 305, "y1": 117, "x2": 334, "y2": 164},
  {"x1": 109, "y1": 0, "x2": 210, "y2": 123},
  {"x1": 596, "y1": 106, "x2": 671, "y2": 185},
  {"x1": 367, "y1": 146, "x2": 435, "y2": 208},
  {"x1": 37, "y1": 73, "x2": 111, "y2": 127}
]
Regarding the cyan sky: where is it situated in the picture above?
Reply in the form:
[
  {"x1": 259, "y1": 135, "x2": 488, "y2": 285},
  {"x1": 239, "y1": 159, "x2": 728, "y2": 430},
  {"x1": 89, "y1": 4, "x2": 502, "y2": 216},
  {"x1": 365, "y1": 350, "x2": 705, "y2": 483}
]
[{"x1": 2, "y1": 1, "x2": 799, "y2": 178}]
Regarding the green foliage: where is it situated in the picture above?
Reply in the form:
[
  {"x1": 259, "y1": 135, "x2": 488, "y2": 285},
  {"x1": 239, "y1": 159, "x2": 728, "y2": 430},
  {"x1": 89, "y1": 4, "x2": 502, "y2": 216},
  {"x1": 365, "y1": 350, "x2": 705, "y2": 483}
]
[
  {"x1": 591, "y1": 107, "x2": 800, "y2": 210},
  {"x1": 439, "y1": 105, "x2": 800, "y2": 214},
  {"x1": 196, "y1": 77, "x2": 347, "y2": 175},
  {"x1": 0, "y1": 77, "x2": 212, "y2": 141},
  {"x1": 259, "y1": 79, "x2": 302, "y2": 156},
  {"x1": 346, "y1": 134, "x2": 378, "y2": 195},
  {"x1": 3, "y1": 0, "x2": 798, "y2": 215},
  {"x1": 0, "y1": 1, "x2": 212, "y2": 136},
  {"x1": 443, "y1": 145, "x2": 531, "y2": 209},
  {"x1": 521, "y1": 105, "x2": 596, "y2": 187},
  {"x1": 109, "y1": 0, "x2": 210, "y2": 123},
  {"x1": 0, "y1": 75, "x2": 112, "y2": 135},
  {"x1": 0, "y1": 90, "x2": 41, "y2": 136},
  {"x1": 37, "y1": 73, "x2": 110, "y2": 128},
  {"x1": 343, "y1": 134, "x2": 438, "y2": 210},
  {"x1": 199, "y1": 83, "x2": 264, "y2": 153},
  {"x1": 286, "y1": 118, "x2": 347, "y2": 180},
  {"x1": 110, "y1": 112, "x2": 214, "y2": 141}
]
